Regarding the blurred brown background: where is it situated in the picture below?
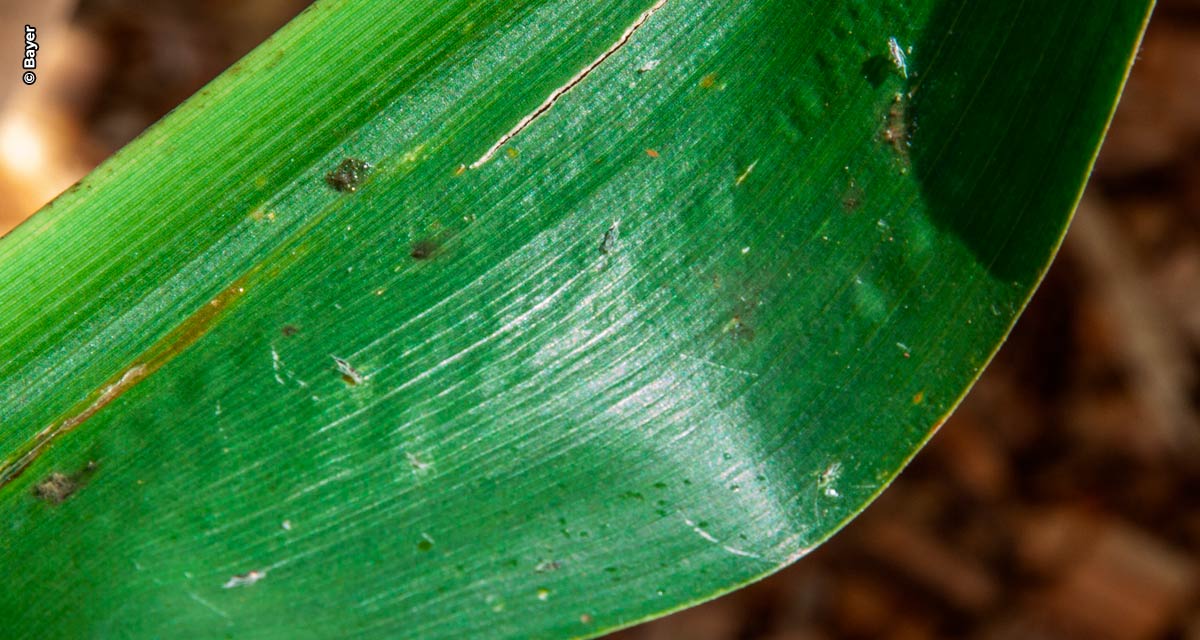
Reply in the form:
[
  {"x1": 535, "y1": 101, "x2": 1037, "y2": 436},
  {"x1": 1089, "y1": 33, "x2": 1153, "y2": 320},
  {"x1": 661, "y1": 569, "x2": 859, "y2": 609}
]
[{"x1": 1, "y1": 2, "x2": 1198, "y2": 639}]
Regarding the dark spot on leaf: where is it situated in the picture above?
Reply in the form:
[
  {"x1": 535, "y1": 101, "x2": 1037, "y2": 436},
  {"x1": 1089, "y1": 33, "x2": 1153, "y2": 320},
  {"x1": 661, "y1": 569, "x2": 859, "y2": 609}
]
[
  {"x1": 281, "y1": 324, "x2": 299, "y2": 337},
  {"x1": 843, "y1": 179, "x2": 864, "y2": 212},
  {"x1": 409, "y1": 239, "x2": 439, "y2": 260},
  {"x1": 325, "y1": 158, "x2": 371, "y2": 193},
  {"x1": 861, "y1": 54, "x2": 891, "y2": 88},
  {"x1": 417, "y1": 539, "x2": 434, "y2": 552}
]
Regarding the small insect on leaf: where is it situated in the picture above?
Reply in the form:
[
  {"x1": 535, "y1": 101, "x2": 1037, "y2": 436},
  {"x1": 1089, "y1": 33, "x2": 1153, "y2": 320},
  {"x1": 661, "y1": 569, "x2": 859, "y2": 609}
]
[{"x1": 332, "y1": 355, "x2": 366, "y2": 386}]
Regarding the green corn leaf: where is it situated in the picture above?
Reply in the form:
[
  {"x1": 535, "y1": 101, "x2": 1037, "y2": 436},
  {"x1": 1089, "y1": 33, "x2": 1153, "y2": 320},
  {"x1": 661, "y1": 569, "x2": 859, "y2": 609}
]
[{"x1": 0, "y1": 0, "x2": 1151, "y2": 637}]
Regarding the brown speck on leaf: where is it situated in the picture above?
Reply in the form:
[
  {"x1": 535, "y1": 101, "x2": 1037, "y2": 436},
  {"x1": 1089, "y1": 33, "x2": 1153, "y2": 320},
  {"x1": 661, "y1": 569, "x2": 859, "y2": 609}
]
[
  {"x1": 454, "y1": 164, "x2": 467, "y2": 176},
  {"x1": 699, "y1": 73, "x2": 717, "y2": 89},
  {"x1": 410, "y1": 239, "x2": 440, "y2": 261},
  {"x1": 281, "y1": 324, "x2": 299, "y2": 337},
  {"x1": 913, "y1": 390, "x2": 925, "y2": 405},
  {"x1": 842, "y1": 179, "x2": 864, "y2": 212},
  {"x1": 325, "y1": 158, "x2": 371, "y2": 193},
  {"x1": 882, "y1": 93, "x2": 911, "y2": 158},
  {"x1": 646, "y1": 149, "x2": 660, "y2": 158},
  {"x1": 34, "y1": 473, "x2": 77, "y2": 504},
  {"x1": 33, "y1": 461, "x2": 97, "y2": 505}
]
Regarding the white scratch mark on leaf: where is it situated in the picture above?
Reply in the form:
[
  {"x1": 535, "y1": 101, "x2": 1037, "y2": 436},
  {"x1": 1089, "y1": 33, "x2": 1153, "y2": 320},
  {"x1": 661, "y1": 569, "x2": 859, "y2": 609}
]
[
  {"x1": 222, "y1": 570, "x2": 266, "y2": 589},
  {"x1": 406, "y1": 451, "x2": 433, "y2": 475},
  {"x1": 285, "y1": 468, "x2": 353, "y2": 502},
  {"x1": 270, "y1": 347, "x2": 310, "y2": 388},
  {"x1": 187, "y1": 590, "x2": 230, "y2": 619},
  {"x1": 721, "y1": 544, "x2": 763, "y2": 559},
  {"x1": 678, "y1": 353, "x2": 758, "y2": 379},
  {"x1": 735, "y1": 160, "x2": 759, "y2": 186},
  {"x1": 469, "y1": 0, "x2": 669, "y2": 168},
  {"x1": 271, "y1": 347, "x2": 286, "y2": 385},
  {"x1": 888, "y1": 36, "x2": 908, "y2": 78},
  {"x1": 682, "y1": 514, "x2": 720, "y2": 544},
  {"x1": 637, "y1": 59, "x2": 661, "y2": 73},
  {"x1": 681, "y1": 513, "x2": 762, "y2": 559},
  {"x1": 317, "y1": 266, "x2": 589, "y2": 436}
]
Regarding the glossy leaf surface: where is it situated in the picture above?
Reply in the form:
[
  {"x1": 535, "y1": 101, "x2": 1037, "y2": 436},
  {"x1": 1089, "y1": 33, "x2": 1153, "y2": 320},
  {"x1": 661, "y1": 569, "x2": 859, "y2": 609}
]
[{"x1": 0, "y1": 0, "x2": 1151, "y2": 637}]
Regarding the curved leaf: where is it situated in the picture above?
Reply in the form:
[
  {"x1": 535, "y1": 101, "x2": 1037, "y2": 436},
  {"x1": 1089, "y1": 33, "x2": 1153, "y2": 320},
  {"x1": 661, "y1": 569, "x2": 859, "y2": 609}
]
[{"x1": 0, "y1": 0, "x2": 1150, "y2": 637}]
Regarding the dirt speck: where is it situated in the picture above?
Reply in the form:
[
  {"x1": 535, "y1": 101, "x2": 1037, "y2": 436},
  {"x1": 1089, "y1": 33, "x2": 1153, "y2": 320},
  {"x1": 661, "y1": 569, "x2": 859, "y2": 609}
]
[
  {"x1": 281, "y1": 324, "x2": 299, "y2": 337},
  {"x1": 699, "y1": 73, "x2": 717, "y2": 89},
  {"x1": 645, "y1": 149, "x2": 660, "y2": 158},
  {"x1": 325, "y1": 158, "x2": 371, "y2": 193}
]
